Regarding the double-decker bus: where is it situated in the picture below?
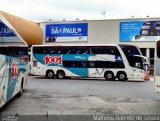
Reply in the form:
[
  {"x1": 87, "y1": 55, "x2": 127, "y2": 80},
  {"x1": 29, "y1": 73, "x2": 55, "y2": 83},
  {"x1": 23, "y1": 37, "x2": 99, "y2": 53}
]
[
  {"x1": 31, "y1": 44, "x2": 148, "y2": 81},
  {"x1": 0, "y1": 21, "x2": 28, "y2": 108}
]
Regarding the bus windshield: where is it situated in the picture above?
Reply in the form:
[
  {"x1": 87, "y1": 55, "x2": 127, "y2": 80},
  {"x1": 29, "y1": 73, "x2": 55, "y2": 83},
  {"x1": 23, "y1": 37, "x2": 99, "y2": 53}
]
[
  {"x1": 119, "y1": 45, "x2": 141, "y2": 56},
  {"x1": 119, "y1": 45, "x2": 145, "y2": 70},
  {"x1": 127, "y1": 56, "x2": 145, "y2": 70}
]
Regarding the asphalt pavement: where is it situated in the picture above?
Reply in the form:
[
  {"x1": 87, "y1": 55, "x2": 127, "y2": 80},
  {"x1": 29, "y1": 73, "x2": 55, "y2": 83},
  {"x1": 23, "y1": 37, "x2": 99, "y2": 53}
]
[{"x1": 1, "y1": 76, "x2": 160, "y2": 115}]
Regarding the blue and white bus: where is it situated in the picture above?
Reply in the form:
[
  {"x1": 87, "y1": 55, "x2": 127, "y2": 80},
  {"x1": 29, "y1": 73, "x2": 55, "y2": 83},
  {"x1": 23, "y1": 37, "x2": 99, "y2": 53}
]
[
  {"x1": 0, "y1": 21, "x2": 28, "y2": 108},
  {"x1": 31, "y1": 44, "x2": 148, "y2": 81}
]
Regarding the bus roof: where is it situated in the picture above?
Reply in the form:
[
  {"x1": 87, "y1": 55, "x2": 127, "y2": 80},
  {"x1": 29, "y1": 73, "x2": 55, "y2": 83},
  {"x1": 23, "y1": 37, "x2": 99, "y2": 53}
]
[
  {"x1": 32, "y1": 44, "x2": 119, "y2": 47},
  {"x1": 32, "y1": 44, "x2": 138, "y2": 48}
]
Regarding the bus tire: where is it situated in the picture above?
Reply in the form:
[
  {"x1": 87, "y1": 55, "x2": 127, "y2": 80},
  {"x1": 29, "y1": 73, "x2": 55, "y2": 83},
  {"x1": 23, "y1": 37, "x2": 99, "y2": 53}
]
[
  {"x1": 104, "y1": 71, "x2": 115, "y2": 81},
  {"x1": 57, "y1": 70, "x2": 65, "y2": 79},
  {"x1": 117, "y1": 72, "x2": 127, "y2": 81},
  {"x1": 17, "y1": 79, "x2": 23, "y2": 97},
  {"x1": 46, "y1": 70, "x2": 54, "y2": 79}
]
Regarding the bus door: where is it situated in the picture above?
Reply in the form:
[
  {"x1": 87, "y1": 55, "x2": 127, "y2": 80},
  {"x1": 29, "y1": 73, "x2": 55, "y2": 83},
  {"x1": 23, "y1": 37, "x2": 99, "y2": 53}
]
[
  {"x1": 132, "y1": 67, "x2": 143, "y2": 80},
  {"x1": 32, "y1": 60, "x2": 41, "y2": 75},
  {"x1": 37, "y1": 61, "x2": 41, "y2": 75},
  {"x1": 131, "y1": 56, "x2": 145, "y2": 80},
  {"x1": 155, "y1": 40, "x2": 160, "y2": 93},
  {"x1": 32, "y1": 53, "x2": 41, "y2": 75}
]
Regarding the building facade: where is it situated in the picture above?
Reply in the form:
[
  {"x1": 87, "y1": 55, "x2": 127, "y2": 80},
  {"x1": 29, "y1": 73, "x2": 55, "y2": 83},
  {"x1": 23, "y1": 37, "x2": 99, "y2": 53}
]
[{"x1": 40, "y1": 18, "x2": 160, "y2": 70}]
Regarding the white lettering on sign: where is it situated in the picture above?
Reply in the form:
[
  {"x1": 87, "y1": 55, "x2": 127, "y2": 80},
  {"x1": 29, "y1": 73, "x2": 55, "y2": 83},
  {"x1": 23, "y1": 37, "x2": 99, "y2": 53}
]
[
  {"x1": 51, "y1": 27, "x2": 82, "y2": 34},
  {"x1": 0, "y1": 28, "x2": 13, "y2": 34}
]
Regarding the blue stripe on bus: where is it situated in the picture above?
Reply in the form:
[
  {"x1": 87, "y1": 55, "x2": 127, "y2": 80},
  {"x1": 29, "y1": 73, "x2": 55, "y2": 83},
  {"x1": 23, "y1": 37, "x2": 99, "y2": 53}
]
[
  {"x1": 34, "y1": 54, "x2": 92, "y2": 61},
  {"x1": 34, "y1": 54, "x2": 91, "y2": 76},
  {"x1": 7, "y1": 56, "x2": 16, "y2": 101},
  {"x1": 67, "y1": 68, "x2": 88, "y2": 77},
  {"x1": 6, "y1": 56, "x2": 27, "y2": 102},
  {"x1": 34, "y1": 54, "x2": 123, "y2": 77}
]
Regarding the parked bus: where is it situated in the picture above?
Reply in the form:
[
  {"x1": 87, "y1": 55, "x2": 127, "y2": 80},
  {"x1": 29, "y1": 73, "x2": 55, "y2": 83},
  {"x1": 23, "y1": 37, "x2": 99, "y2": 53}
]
[
  {"x1": 0, "y1": 22, "x2": 28, "y2": 108},
  {"x1": 155, "y1": 40, "x2": 160, "y2": 93},
  {"x1": 31, "y1": 44, "x2": 148, "y2": 81}
]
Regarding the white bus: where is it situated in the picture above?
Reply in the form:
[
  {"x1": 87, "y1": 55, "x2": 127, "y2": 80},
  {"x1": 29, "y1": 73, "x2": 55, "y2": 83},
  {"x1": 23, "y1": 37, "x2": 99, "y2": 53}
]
[
  {"x1": 0, "y1": 23, "x2": 29, "y2": 108},
  {"x1": 155, "y1": 40, "x2": 160, "y2": 93},
  {"x1": 31, "y1": 44, "x2": 148, "y2": 81}
]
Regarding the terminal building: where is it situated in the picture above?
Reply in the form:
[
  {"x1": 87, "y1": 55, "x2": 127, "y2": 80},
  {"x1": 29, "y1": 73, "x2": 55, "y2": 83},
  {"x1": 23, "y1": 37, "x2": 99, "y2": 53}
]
[{"x1": 40, "y1": 18, "x2": 160, "y2": 71}]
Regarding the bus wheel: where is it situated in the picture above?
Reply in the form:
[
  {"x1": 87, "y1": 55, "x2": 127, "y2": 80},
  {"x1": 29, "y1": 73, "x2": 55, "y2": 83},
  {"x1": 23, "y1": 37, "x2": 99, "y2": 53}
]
[
  {"x1": 117, "y1": 72, "x2": 127, "y2": 81},
  {"x1": 57, "y1": 70, "x2": 65, "y2": 79},
  {"x1": 17, "y1": 80, "x2": 23, "y2": 97},
  {"x1": 104, "y1": 71, "x2": 114, "y2": 81},
  {"x1": 46, "y1": 70, "x2": 54, "y2": 79}
]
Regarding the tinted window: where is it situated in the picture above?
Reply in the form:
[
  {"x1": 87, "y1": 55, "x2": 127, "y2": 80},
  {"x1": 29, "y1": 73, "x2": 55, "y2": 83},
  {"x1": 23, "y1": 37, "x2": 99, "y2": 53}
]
[
  {"x1": 33, "y1": 46, "x2": 120, "y2": 55},
  {"x1": 33, "y1": 47, "x2": 41, "y2": 54},
  {"x1": 0, "y1": 47, "x2": 28, "y2": 56},
  {"x1": 63, "y1": 61, "x2": 125, "y2": 68},
  {"x1": 91, "y1": 46, "x2": 120, "y2": 55},
  {"x1": 33, "y1": 46, "x2": 90, "y2": 54},
  {"x1": 120, "y1": 45, "x2": 144, "y2": 68},
  {"x1": 0, "y1": 47, "x2": 8, "y2": 55},
  {"x1": 127, "y1": 56, "x2": 144, "y2": 70},
  {"x1": 75, "y1": 47, "x2": 90, "y2": 54},
  {"x1": 119, "y1": 45, "x2": 141, "y2": 56},
  {"x1": 62, "y1": 47, "x2": 76, "y2": 54},
  {"x1": 157, "y1": 41, "x2": 160, "y2": 58},
  {"x1": 33, "y1": 46, "x2": 60, "y2": 54}
]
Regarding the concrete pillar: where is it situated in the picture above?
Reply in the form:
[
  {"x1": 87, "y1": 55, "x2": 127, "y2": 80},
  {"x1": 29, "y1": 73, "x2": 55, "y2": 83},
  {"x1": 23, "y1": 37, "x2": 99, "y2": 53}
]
[{"x1": 146, "y1": 48, "x2": 150, "y2": 59}]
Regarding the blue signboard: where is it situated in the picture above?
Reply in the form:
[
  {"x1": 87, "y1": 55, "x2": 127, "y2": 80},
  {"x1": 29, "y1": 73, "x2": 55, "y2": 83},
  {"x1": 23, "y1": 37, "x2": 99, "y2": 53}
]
[
  {"x1": 0, "y1": 21, "x2": 24, "y2": 44},
  {"x1": 45, "y1": 23, "x2": 88, "y2": 42},
  {"x1": 120, "y1": 21, "x2": 160, "y2": 42},
  {"x1": 0, "y1": 22, "x2": 16, "y2": 37}
]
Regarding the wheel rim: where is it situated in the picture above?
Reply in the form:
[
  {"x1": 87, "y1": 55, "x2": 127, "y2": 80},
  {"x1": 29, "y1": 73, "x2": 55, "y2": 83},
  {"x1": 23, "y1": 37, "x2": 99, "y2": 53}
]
[
  {"x1": 59, "y1": 72, "x2": 64, "y2": 78},
  {"x1": 48, "y1": 72, "x2": 53, "y2": 78},
  {"x1": 107, "y1": 74, "x2": 112, "y2": 79},
  {"x1": 119, "y1": 74, "x2": 125, "y2": 80}
]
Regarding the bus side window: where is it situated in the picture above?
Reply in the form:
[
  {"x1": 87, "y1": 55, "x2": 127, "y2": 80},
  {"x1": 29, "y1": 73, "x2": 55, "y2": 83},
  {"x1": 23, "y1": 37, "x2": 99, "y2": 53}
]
[
  {"x1": 33, "y1": 47, "x2": 39, "y2": 54},
  {"x1": 19, "y1": 51, "x2": 23, "y2": 55},
  {"x1": 110, "y1": 49, "x2": 114, "y2": 54},
  {"x1": 89, "y1": 62, "x2": 95, "y2": 68},
  {"x1": 112, "y1": 47, "x2": 121, "y2": 56},
  {"x1": 91, "y1": 48, "x2": 98, "y2": 54},
  {"x1": 157, "y1": 41, "x2": 160, "y2": 58},
  {"x1": 77, "y1": 50, "x2": 81, "y2": 54},
  {"x1": 66, "y1": 48, "x2": 74, "y2": 54},
  {"x1": 58, "y1": 51, "x2": 61, "y2": 54},
  {"x1": 83, "y1": 50, "x2": 89, "y2": 54},
  {"x1": 0, "y1": 47, "x2": 8, "y2": 55},
  {"x1": 82, "y1": 62, "x2": 87, "y2": 67},
  {"x1": 67, "y1": 50, "x2": 71, "y2": 54},
  {"x1": 51, "y1": 50, "x2": 55, "y2": 54}
]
